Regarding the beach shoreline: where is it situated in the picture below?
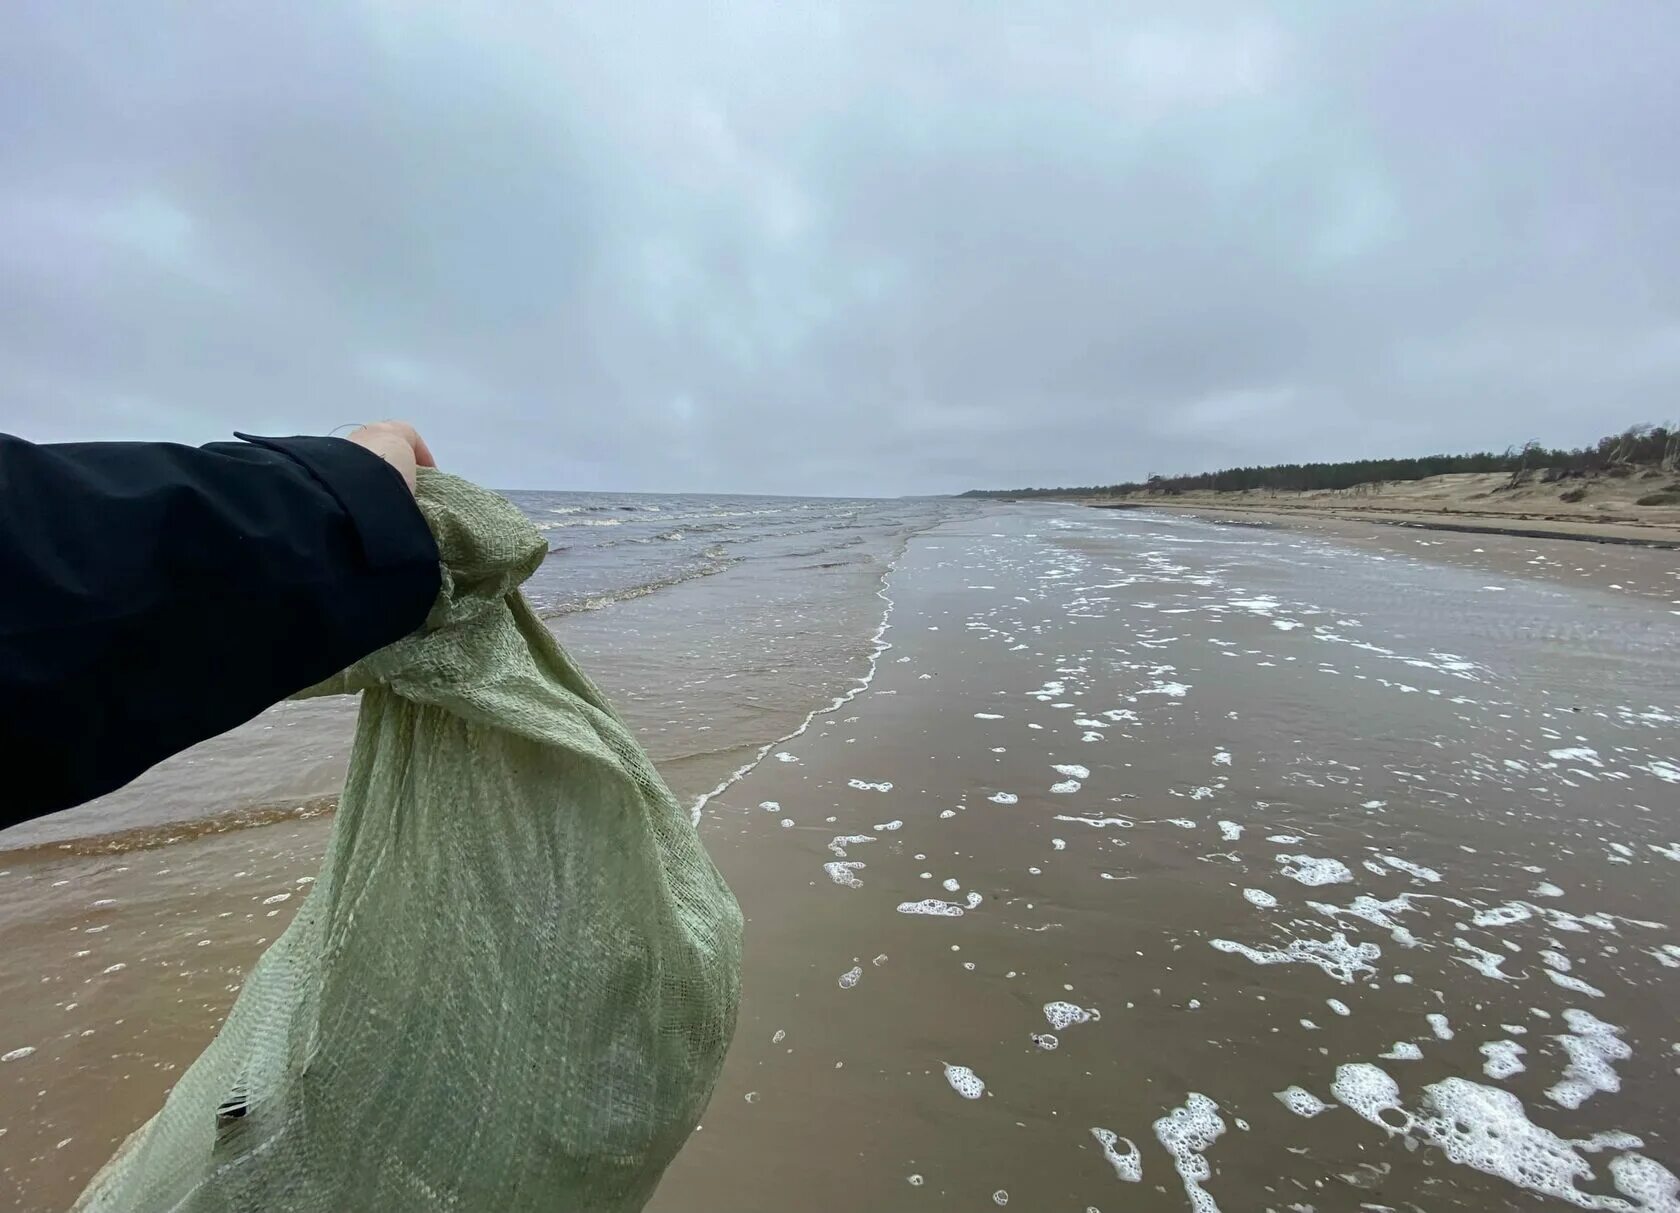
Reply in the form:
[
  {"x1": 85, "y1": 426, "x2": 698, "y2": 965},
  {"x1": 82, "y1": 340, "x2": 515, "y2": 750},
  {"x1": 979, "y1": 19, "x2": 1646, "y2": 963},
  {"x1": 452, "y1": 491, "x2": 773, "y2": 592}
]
[
  {"x1": 1091, "y1": 497, "x2": 1680, "y2": 549},
  {"x1": 5, "y1": 501, "x2": 1678, "y2": 1211}
]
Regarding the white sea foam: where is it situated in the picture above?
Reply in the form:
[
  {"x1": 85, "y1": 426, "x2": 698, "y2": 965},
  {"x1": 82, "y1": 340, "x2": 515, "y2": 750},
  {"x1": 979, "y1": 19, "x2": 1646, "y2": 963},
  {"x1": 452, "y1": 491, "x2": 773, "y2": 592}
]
[
  {"x1": 1380, "y1": 1041, "x2": 1424, "y2": 1060},
  {"x1": 1053, "y1": 764, "x2": 1091, "y2": 780},
  {"x1": 944, "y1": 1062, "x2": 985, "y2": 1099},
  {"x1": 1277, "y1": 854, "x2": 1354, "y2": 886},
  {"x1": 1481, "y1": 1040, "x2": 1527, "y2": 1079},
  {"x1": 2, "y1": 1047, "x2": 35, "y2": 1062},
  {"x1": 989, "y1": 792, "x2": 1019, "y2": 805},
  {"x1": 1050, "y1": 780, "x2": 1082, "y2": 794},
  {"x1": 1140, "y1": 681, "x2": 1190, "y2": 698},
  {"x1": 898, "y1": 898, "x2": 968, "y2": 918},
  {"x1": 1218, "y1": 821, "x2": 1243, "y2": 841},
  {"x1": 1274, "y1": 1086, "x2": 1331, "y2": 1117},
  {"x1": 1376, "y1": 853, "x2": 1442, "y2": 883},
  {"x1": 1210, "y1": 932, "x2": 1379, "y2": 984},
  {"x1": 822, "y1": 862, "x2": 865, "y2": 889},
  {"x1": 1091, "y1": 1128, "x2": 1143, "y2": 1181},
  {"x1": 1044, "y1": 1001, "x2": 1096, "y2": 1030},
  {"x1": 847, "y1": 779, "x2": 893, "y2": 792},
  {"x1": 1242, "y1": 888, "x2": 1277, "y2": 909},
  {"x1": 1153, "y1": 1092, "x2": 1226, "y2": 1213},
  {"x1": 1331, "y1": 1062, "x2": 1678, "y2": 1210},
  {"x1": 1548, "y1": 1010, "x2": 1629, "y2": 1110},
  {"x1": 838, "y1": 965, "x2": 862, "y2": 989},
  {"x1": 1427, "y1": 1013, "x2": 1454, "y2": 1041}
]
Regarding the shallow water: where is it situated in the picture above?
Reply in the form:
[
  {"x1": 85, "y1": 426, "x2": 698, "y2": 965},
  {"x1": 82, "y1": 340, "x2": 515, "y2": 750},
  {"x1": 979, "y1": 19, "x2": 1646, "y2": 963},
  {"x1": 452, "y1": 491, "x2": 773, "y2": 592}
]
[
  {"x1": 654, "y1": 504, "x2": 1680, "y2": 1212},
  {"x1": 0, "y1": 491, "x2": 964, "y2": 853},
  {"x1": 4, "y1": 500, "x2": 1678, "y2": 1211}
]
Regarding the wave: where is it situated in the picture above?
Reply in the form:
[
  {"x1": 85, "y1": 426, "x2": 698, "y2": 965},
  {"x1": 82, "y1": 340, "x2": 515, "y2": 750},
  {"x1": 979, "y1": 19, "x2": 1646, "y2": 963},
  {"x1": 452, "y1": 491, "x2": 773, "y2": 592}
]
[
  {"x1": 0, "y1": 796, "x2": 338, "y2": 863},
  {"x1": 533, "y1": 554, "x2": 742, "y2": 619}
]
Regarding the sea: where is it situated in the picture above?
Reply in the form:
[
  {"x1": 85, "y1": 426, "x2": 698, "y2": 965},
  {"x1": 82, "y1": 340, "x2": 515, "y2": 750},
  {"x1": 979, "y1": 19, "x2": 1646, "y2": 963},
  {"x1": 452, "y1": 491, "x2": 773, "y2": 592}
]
[{"x1": 0, "y1": 490, "x2": 974, "y2": 854}]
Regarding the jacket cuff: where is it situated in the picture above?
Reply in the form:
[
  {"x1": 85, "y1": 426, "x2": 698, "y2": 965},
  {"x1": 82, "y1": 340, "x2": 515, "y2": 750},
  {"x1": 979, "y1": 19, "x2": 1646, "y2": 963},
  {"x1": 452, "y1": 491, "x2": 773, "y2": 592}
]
[{"x1": 234, "y1": 432, "x2": 440, "y2": 573}]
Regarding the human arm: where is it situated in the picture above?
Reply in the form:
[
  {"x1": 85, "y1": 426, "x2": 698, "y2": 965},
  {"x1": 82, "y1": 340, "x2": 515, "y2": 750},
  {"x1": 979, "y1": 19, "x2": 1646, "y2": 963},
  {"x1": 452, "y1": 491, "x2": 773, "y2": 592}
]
[{"x1": 0, "y1": 424, "x2": 441, "y2": 825}]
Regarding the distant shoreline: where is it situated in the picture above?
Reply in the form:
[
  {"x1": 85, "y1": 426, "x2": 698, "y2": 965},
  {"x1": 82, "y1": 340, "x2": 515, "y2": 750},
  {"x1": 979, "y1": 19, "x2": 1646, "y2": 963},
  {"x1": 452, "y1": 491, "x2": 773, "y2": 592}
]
[{"x1": 1084, "y1": 497, "x2": 1680, "y2": 549}]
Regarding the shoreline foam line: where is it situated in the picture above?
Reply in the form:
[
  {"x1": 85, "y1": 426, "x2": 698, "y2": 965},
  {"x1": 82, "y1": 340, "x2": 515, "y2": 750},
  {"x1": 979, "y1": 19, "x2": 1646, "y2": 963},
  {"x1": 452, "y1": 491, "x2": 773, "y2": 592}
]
[{"x1": 687, "y1": 529, "x2": 922, "y2": 827}]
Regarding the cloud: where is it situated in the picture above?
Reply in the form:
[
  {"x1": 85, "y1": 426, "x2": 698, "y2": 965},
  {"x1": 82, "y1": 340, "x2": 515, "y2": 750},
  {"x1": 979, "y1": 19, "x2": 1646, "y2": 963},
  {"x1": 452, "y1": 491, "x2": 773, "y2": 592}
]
[{"x1": 2, "y1": 1, "x2": 1676, "y2": 493}]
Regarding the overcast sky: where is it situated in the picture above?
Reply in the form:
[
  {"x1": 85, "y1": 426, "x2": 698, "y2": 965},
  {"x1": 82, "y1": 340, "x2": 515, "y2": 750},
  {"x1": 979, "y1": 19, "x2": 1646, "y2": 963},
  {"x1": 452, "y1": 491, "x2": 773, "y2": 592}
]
[{"x1": 4, "y1": 4, "x2": 1677, "y2": 495}]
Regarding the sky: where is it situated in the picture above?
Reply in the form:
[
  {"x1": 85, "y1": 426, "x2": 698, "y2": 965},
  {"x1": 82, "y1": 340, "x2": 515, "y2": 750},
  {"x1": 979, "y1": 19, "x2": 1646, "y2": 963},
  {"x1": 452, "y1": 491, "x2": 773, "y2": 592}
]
[{"x1": 3, "y1": 3, "x2": 1677, "y2": 496}]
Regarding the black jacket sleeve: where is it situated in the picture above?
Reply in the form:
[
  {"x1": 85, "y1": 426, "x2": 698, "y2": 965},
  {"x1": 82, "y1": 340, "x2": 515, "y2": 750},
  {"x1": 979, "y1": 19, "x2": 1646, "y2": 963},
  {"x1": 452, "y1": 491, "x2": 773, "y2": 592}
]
[{"x1": 1, "y1": 432, "x2": 441, "y2": 826}]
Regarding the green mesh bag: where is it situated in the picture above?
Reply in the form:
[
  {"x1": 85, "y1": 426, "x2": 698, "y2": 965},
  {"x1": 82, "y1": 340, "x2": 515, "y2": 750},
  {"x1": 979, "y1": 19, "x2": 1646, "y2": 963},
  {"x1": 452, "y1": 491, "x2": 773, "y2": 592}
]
[{"x1": 74, "y1": 470, "x2": 743, "y2": 1212}]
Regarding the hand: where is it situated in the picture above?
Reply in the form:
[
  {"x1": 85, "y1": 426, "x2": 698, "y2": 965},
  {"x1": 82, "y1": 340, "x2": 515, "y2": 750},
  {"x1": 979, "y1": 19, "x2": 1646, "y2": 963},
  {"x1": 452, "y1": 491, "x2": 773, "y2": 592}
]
[{"x1": 345, "y1": 420, "x2": 436, "y2": 494}]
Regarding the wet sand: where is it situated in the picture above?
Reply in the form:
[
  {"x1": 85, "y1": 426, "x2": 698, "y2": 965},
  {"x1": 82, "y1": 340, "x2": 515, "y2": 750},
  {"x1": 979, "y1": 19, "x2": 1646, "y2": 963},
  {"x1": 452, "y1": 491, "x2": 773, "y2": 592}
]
[
  {"x1": 651, "y1": 506, "x2": 1679, "y2": 1211},
  {"x1": 6, "y1": 504, "x2": 1679, "y2": 1211}
]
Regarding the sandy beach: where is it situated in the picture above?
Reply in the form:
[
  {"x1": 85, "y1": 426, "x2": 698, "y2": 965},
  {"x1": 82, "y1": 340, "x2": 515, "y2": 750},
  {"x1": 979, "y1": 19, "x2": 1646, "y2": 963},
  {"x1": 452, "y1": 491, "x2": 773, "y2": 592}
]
[
  {"x1": 1076, "y1": 469, "x2": 1680, "y2": 549},
  {"x1": 5, "y1": 502, "x2": 1679, "y2": 1211}
]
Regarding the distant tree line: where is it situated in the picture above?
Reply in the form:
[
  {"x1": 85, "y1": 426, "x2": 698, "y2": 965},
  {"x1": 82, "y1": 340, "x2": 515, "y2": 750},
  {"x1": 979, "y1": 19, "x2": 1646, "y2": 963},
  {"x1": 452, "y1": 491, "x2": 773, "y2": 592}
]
[{"x1": 961, "y1": 423, "x2": 1678, "y2": 498}]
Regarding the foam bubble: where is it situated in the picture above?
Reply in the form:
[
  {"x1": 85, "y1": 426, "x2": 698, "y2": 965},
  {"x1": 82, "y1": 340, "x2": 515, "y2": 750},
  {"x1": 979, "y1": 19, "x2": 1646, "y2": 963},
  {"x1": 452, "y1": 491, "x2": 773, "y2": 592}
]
[
  {"x1": 1032, "y1": 1033, "x2": 1059, "y2": 1050},
  {"x1": 1274, "y1": 1086, "x2": 1331, "y2": 1117},
  {"x1": 874, "y1": 819, "x2": 904, "y2": 831},
  {"x1": 1327, "y1": 998, "x2": 1350, "y2": 1016},
  {"x1": 974, "y1": 712, "x2": 1005, "y2": 720},
  {"x1": 1380, "y1": 1041, "x2": 1424, "y2": 1060},
  {"x1": 1277, "y1": 854, "x2": 1353, "y2": 886},
  {"x1": 1140, "y1": 681, "x2": 1190, "y2": 698},
  {"x1": 1242, "y1": 888, "x2": 1277, "y2": 909},
  {"x1": 1427, "y1": 1013, "x2": 1454, "y2": 1041},
  {"x1": 1213, "y1": 750, "x2": 1232, "y2": 766},
  {"x1": 1051, "y1": 780, "x2": 1082, "y2": 794},
  {"x1": 992, "y1": 1191, "x2": 1009, "y2": 1206},
  {"x1": 1336, "y1": 1064, "x2": 1679, "y2": 1211},
  {"x1": 1219, "y1": 821, "x2": 1243, "y2": 841},
  {"x1": 827, "y1": 834, "x2": 875, "y2": 857},
  {"x1": 1091, "y1": 1128, "x2": 1143, "y2": 1181},
  {"x1": 1329, "y1": 1062, "x2": 1404, "y2": 1127},
  {"x1": 990, "y1": 792, "x2": 1019, "y2": 805},
  {"x1": 1472, "y1": 903, "x2": 1532, "y2": 928},
  {"x1": 2, "y1": 1047, "x2": 36, "y2": 1062},
  {"x1": 1044, "y1": 1001, "x2": 1096, "y2": 1031},
  {"x1": 1546, "y1": 969, "x2": 1606, "y2": 998},
  {"x1": 944, "y1": 1062, "x2": 986, "y2": 1099},
  {"x1": 822, "y1": 862, "x2": 865, "y2": 889},
  {"x1": 1153, "y1": 1092, "x2": 1226, "y2": 1213},
  {"x1": 898, "y1": 898, "x2": 968, "y2": 918},
  {"x1": 838, "y1": 966, "x2": 862, "y2": 989},
  {"x1": 1547, "y1": 1009, "x2": 1629, "y2": 1110},
  {"x1": 1210, "y1": 932, "x2": 1379, "y2": 984},
  {"x1": 847, "y1": 779, "x2": 893, "y2": 792},
  {"x1": 758, "y1": 801, "x2": 781, "y2": 812},
  {"x1": 1481, "y1": 1040, "x2": 1527, "y2": 1079},
  {"x1": 1452, "y1": 937, "x2": 1513, "y2": 981},
  {"x1": 1054, "y1": 764, "x2": 1091, "y2": 780},
  {"x1": 1052, "y1": 838, "x2": 1067, "y2": 850}
]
